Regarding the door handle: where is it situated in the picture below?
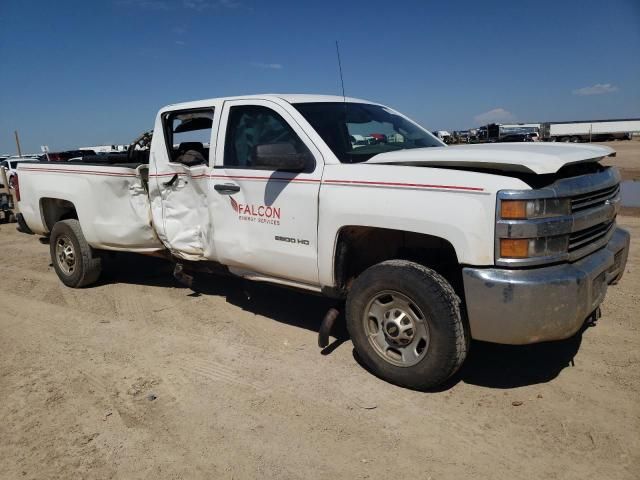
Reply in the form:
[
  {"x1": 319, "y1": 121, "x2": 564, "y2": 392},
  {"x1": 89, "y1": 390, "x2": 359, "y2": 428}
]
[
  {"x1": 163, "y1": 174, "x2": 179, "y2": 187},
  {"x1": 214, "y1": 183, "x2": 240, "y2": 194}
]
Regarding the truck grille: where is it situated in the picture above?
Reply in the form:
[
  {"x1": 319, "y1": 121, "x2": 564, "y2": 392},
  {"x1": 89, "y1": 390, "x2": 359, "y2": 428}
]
[
  {"x1": 496, "y1": 168, "x2": 621, "y2": 266},
  {"x1": 571, "y1": 184, "x2": 619, "y2": 213},
  {"x1": 568, "y1": 220, "x2": 615, "y2": 253}
]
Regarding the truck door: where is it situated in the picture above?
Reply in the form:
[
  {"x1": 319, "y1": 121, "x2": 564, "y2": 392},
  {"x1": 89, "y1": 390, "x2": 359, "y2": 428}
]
[
  {"x1": 148, "y1": 105, "x2": 220, "y2": 260},
  {"x1": 210, "y1": 99, "x2": 323, "y2": 285}
]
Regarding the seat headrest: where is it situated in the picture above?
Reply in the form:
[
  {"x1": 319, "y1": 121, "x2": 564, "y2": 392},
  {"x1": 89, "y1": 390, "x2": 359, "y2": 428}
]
[{"x1": 178, "y1": 142, "x2": 204, "y2": 152}]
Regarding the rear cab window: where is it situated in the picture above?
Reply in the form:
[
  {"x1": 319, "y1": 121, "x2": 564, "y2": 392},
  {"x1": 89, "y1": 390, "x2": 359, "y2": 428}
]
[{"x1": 163, "y1": 108, "x2": 215, "y2": 166}]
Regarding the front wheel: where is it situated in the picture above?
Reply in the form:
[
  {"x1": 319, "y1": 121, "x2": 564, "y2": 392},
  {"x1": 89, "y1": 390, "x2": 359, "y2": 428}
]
[
  {"x1": 50, "y1": 219, "x2": 102, "y2": 288},
  {"x1": 346, "y1": 260, "x2": 468, "y2": 390}
]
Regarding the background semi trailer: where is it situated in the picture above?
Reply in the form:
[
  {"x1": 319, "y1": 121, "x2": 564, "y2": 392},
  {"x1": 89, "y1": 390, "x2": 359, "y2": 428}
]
[
  {"x1": 541, "y1": 119, "x2": 640, "y2": 143},
  {"x1": 486, "y1": 123, "x2": 541, "y2": 142}
]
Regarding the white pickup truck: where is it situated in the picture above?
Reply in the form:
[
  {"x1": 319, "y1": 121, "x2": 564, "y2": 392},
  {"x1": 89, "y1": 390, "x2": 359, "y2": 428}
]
[{"x1": 16, "y1": 94, "x2": 630, "y2": 389}]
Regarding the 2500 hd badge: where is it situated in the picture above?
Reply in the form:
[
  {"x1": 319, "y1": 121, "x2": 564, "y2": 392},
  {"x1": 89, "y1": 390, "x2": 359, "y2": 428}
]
[{"x1": 275, "y1": 236, "x2": 310, "y2": 246}]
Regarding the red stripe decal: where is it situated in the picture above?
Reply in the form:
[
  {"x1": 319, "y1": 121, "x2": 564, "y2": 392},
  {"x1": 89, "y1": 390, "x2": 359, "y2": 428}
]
[
  {"x1": 322, "y1": 179, "x2": 484, "y2": 191},
  {"x1": 210, "y1": 174, "x2": 320, "y2": 183},
  {"x1": 148, "y1": 173, "x2": 208, "y2": 179},
  {"x1": 19, "y1": 167, "x2": 136, "y2": 177},
  {"x1": 19, "y1": 168, "x2": 483, "y2": 191},
  {"x1": 210, "y1": 174, "x2": 480, "y2": 191}
]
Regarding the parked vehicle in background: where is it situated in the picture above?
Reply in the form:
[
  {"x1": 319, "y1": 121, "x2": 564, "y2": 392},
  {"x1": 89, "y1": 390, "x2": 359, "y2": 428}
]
[
  {"x1": 467, "y1": 128, "x2": 481, "y2": 143},
  {"x1": 0, "y1": 160, "x2": 28, "y2": 222},
  {"x1": 498, "y1": 133, "x2": 537, "y2": 142},
  {"x1": 0, "y1": 166, "x2": 14, "y2": 222},
  {"x1": 47, "y1": 149, "x2": 97, "y2": 162},
  {"x1": 452, "y1": 131, "x2": 470, "y2": 143},
  {"x1": 80, "y1": 145, "x2": 129, "y2": 154},
  {"x1": 15, "y1": 94, "x2": 630, "y2": 390},
  {"x1": 485, "y1": 123, "x2": 540, "y2": 143},
  {"x1": 541, "y1": 119, "x2": 640, "y2": 143},
  {"x1": 369, "y1": 133, "x2": 387, "y2": 144},
  {"x1": 432, "y1": 130, "x2": 452, "y2": 143},
  {"x1": 0, "y1": 157, "x2": 41, "y2": 187}
]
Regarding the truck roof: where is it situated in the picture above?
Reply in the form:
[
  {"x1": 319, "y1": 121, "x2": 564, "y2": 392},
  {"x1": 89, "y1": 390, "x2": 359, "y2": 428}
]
[{"x1": 161, "y1": 94, "x2": 379, "y2": 112}]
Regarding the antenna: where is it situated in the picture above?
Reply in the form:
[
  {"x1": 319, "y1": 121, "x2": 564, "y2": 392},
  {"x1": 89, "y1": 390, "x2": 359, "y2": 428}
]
[
  {"x1": 335, "y1": 41, "x2": 351, "y2": 162},
  {"x1": 335, "y1": 40, "x2": 346, "y2": 102}
]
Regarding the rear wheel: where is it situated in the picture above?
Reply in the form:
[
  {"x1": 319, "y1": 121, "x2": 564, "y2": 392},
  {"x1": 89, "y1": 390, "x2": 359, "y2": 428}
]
[
  {"x1": 346, "y1": 260, "x2": 468, "y2": 390},
  {"x1": 50, "y1": 219, "x2": 102, "y2": 288}
]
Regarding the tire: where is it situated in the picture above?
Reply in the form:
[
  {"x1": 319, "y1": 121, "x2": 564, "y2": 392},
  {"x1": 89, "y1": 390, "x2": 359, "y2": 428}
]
[
  {"x1": 346, "y1": 260, "x2": 468, "y2": 390},
  {"x1": 50, "y1": 219, "x2": 102, "y2": 288}
]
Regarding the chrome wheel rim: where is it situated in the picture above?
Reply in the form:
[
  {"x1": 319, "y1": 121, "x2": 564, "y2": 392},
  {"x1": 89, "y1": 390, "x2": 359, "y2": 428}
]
[
  {"x1": 55, "y1": 236, "x2": 76, "y2": 275},
  {"x1": 363, "y1": 290, "x2": 430, "y2": 367}
]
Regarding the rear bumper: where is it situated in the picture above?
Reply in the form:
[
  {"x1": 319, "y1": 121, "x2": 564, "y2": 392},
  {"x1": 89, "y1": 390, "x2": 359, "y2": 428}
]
[{"x1": 462, "y1": 227, "x2": 630, "y2": 344}]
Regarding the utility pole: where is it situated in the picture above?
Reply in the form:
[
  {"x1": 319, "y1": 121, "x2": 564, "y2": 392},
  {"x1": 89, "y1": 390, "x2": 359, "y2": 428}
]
[{"x1": 14, "y1": 130, "x2": 23, "y2": 157}]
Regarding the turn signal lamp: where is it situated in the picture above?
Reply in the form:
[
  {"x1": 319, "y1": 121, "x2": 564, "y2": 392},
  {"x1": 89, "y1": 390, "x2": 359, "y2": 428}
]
[
  {"x1": 499, "y1": 239, "x2": 529, "y2": 258},
  {"x1": 500, "y1": 198, "x2": 571, "y2": 219}
]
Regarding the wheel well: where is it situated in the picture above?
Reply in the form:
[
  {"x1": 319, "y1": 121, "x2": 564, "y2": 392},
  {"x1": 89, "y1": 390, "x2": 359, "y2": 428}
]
[
  {"x1": 40, "y1": 198, "x2": 78, "y2": 232},
  {"x1": 334, "y1": 226, "x2": 462, "y2": 294}
]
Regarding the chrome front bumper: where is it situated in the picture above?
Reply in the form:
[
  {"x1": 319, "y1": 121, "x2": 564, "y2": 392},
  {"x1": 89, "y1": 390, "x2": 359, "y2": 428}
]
[{"x1": 462, "y1": 227, "x2": 630, "y2": 345}]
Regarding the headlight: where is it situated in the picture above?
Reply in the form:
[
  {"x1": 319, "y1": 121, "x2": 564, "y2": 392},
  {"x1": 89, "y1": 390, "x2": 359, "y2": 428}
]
[
  {"x1": 499, "y1": 235, "x2": 569, "y2": 259},
  {"x1": 500, "y1": 198, "x2": 570, "y2": 219}
]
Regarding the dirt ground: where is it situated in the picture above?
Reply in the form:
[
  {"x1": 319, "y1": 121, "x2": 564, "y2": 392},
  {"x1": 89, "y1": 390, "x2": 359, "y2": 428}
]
[
  {"x1": 600, "y1": 138, "x2": 640, "y2": 181},
  {"x1": 1, "y1": 147, "x2": 639, "y2": 480}
]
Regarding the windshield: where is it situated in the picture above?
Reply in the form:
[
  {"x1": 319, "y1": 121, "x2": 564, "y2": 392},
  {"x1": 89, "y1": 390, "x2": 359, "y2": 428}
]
[{"x1": 293, "y1": 102, "x2": 442, "y2": 163}]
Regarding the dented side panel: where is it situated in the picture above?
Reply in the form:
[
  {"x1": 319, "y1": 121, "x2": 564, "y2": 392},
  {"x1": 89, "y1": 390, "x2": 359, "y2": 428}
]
[
  {"x1": 147, "y1": 105, "x2": 222, "y2": 262},
  {"x1": 17, "y1": 164, "x2": 163, "y2": 251}
]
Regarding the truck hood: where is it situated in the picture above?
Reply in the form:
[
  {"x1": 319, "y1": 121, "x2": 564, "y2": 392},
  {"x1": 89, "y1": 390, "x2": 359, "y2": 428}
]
[{"x1": 366, "y1": 143, "x2": 615, "y2": 175}]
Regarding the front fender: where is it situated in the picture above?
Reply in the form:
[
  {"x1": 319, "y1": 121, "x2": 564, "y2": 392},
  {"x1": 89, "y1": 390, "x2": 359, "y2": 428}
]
[{"x1": 317, "y1": 164, "x2": 529, "y2": 287}]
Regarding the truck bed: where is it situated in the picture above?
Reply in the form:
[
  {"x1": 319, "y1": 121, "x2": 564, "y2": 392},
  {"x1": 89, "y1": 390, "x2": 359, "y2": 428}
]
[{"x1": 17, "y1": 162, "x2": 164, "y2": 252}]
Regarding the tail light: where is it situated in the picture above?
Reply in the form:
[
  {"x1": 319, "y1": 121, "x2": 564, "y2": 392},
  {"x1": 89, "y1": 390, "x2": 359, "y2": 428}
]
[{"x1": 9, "y1": 174, "x2": 20, "y2": 201}]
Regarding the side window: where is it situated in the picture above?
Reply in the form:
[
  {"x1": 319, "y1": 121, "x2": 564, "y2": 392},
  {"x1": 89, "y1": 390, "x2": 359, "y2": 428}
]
[
  {"x1": 163, "y1": 108, "x2": 214, "y2": 166},
  {"x1": 224, "y1": 105, "x2": 307, "y2": 168}
]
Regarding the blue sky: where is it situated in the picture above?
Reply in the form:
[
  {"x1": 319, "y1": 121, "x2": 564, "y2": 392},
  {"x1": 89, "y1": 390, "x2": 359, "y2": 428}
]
[{"x1": 1, "y1": 0, "x2": 639, "y2": 153}]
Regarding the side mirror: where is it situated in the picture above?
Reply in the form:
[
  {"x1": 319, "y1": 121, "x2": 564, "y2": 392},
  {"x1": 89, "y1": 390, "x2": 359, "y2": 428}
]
[{"x1": 252, "y1": 143, "x2": 310, "y2": 171}]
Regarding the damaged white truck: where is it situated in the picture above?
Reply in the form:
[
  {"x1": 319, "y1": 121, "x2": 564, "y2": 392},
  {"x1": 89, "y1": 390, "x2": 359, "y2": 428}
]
[{"x1": 16, "y1": 94, "x2": 630, "y2": 389}]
